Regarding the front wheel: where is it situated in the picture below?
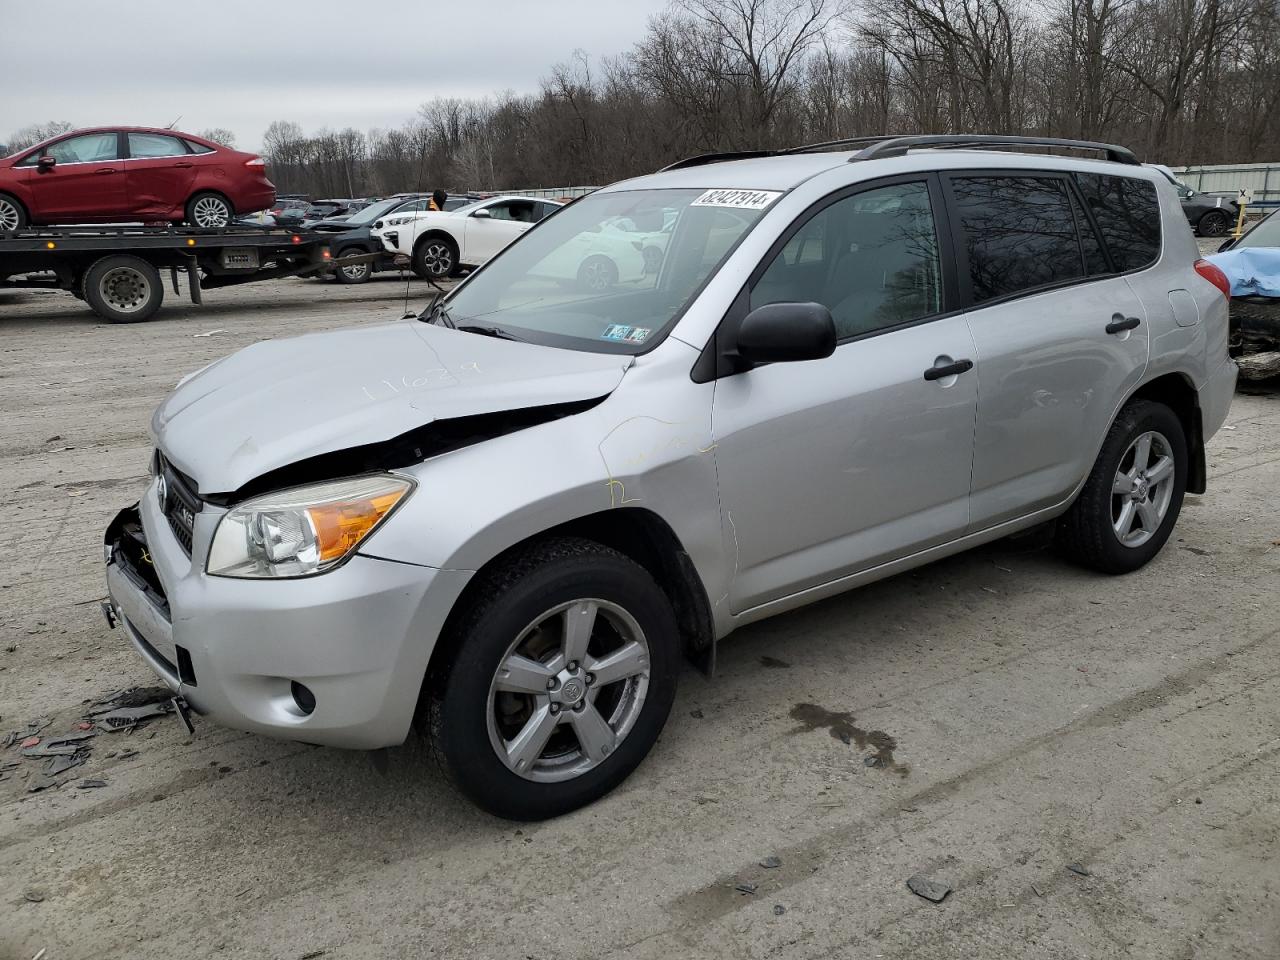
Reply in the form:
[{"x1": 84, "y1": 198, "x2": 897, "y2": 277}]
[
  {"x1": 412, "y1": 236, "x2": 457, "y2": 279},
  {"x1": 429, "y1": 538, "x2": 679, "y2": 820},
  {"x1": 82, "y1": 255, "x2": 164, "y2": 323},
  {"x1": 1057, "y1": 400, "x2": 1187, "y2": 574},
  {"x1": 334, "y1": 249, "x2": 372, "y2": 284}
]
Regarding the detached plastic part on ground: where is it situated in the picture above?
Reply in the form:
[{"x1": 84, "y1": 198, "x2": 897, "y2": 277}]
[{"x1": 1205, "y1": 247, "x2": 1280, "y2": 298}]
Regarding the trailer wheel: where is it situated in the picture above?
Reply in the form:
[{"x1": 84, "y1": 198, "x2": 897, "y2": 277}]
[{"x1": 82, "y1": 256, "x2": 164, "y2": 323}]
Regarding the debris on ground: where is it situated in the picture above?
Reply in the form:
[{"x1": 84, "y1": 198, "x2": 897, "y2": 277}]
[
  {"x1": 906, "y1": 874, "x2": 952, "y2": 903},
  {"x1": 94, "y1": 701, "x2": 174, "y2": 730},
  {"x1": 773, "y1": 904, "x2": 786, "y2": 916},
  {"x1": 734, "y1": 882, "x2": 758, "y2": 895},
  {"x1": 689, "y1": 708, "x2": 704, "y2": 719},
  {"x1": 193, "y1": 328, "x2": 226, "y2": 338},
  {"x1": 298, "y1": 951, "x2": 327, "y2": 960},
  {"x1": 24, "y1": 890, "x2": 45, "y2": 903},
  {"x1": 864, "y1": 755, "x2": 881, "y2": 767},
  {"x1": 759, "y1": 655, "x2": 791, "y2": 669},
  {"x1": 78, "y1": 778, "x2": 108, "y2": 789},
  {"x1": 1065, "y1": 863, "x2": 1091, "y2": 877},
  {"x1": 760, "y1": 856, "x2": 782, "y2": 869}
]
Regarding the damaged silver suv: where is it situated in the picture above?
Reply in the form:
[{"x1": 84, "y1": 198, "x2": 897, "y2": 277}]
[{"x1": 104, "y1": 135, "x2": 1237, "y2": 819}]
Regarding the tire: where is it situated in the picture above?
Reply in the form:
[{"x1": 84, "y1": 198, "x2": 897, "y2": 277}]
[
  {"x1": 642, "y1": 245, "x2": 664, "y2": 275},
  {"x1": 1057, "y1": 400, "x2": 1187, "y2": 574},
  {"x1": 1197, "y1": 209, "x2": 1230, "y2": 238},
  {"x1": 0, "y1": 193, "x2": 27, "y2": 231},
  {"x1": 334, "y1": 248, "x2": 372, "y2": 284},
  {"x1": 185, "y1": 192, "x2": 233, "y2": 228},
  {"x1": 412, "y1": 235, "x2": 458, "y2": 280},
  {"x1": 81, "y1": 255, "x2": 164, "y2": 323},
  {"x1": 428, "y1": 537, "x2": 679, "y2": 820},
  {"x1": 577, "y1": 254, "x2": 619, "y2": 292}
]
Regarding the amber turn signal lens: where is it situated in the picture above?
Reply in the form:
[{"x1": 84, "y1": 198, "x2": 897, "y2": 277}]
[{"x1": 307, "y1": 492, "x2": 405, "y2": 564}]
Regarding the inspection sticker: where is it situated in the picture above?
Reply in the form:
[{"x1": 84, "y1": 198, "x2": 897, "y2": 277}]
[
  {"x1": 601, "y1": 325, "x2": 651, "y2": 343},
  {"x1": 691, "y1": 189, "x2": 783, "y2": 210}
]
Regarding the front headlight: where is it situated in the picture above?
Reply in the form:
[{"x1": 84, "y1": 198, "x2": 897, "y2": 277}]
[
  {"x1": 387, "y1": 215, "x2": 414, "y2": 226},
  {"x1": 207, "y1": 474, "x2": 415, "y2": 579}
]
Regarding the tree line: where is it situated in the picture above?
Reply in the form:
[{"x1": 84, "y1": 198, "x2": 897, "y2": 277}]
[{"x1": 7, "y1": 0, "x2": 1278, "y2": 197}]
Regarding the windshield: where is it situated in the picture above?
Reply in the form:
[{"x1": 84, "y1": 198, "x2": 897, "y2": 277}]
[
  {"x1": 345, "y1": 198, "x2": 402, "y2": 225},
  {"x1": 1237, "y1": 210, "x2": 1280, "y2": 249},
  {"x1": 436, "y1": 188, "x2": 773, "y2": 353}
]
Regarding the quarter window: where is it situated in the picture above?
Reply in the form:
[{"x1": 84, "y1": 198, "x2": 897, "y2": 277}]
[
  {"x1": 128, "y1": 133, "x2": 187, "y2": 158},
  {"x1": 950, "y1": 176, "x2": 1084, "y2": 303},
  {"x1": 751, "y1": 181, "x2": 943, "y2": 340},
  {"x1": 1073, "y1": 174, "x2": 1161, "y2": 272}
]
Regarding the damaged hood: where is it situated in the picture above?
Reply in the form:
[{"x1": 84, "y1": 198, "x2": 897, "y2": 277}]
[{"x1": 152, "y1": 321, "x2": 631, "y2": 493}]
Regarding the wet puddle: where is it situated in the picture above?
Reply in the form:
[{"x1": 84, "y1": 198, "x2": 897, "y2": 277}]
[{"x1": 788, "y1": 703, "x2": 907, "y2": 776}]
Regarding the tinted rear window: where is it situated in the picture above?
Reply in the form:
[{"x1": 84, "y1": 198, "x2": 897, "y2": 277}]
[
  {"x1": 950, "y1": 176, "x2": 1084, "y2": 304},
  {"x1": 1073, "y1": 174, "x2": 1161, "y2": 271}
]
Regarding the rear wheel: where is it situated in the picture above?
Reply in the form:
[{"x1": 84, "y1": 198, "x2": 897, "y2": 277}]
[
  {"x1": 1197, "y1": 209, "x2": 1230, "y2": 238},
  {"x1": 412, "y1": 236, "x2": 457, "y2": 279},
  {"x1": 82, "y1": 255, "x2": 164, "y2": 323},
  {"x1": 1058, "y1": 400, "x2": 1187, "y2": 574},
  {"x1": 429, "y1": 538, "x2": 679, "y2": 820},
  {"x1": 335, "y1": 249, "x2": 372, "y2": 284},
  {"x1": 185, "y1": 192, "x2": 232, "y2": 228},
  {"x1": 0, "y1": 193, "x2": 27, "y2": 231}
]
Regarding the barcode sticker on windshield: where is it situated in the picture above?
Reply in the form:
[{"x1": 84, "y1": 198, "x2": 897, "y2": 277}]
[{"x1": 691, "y1": 189, "x2": 783, "y2": 210}]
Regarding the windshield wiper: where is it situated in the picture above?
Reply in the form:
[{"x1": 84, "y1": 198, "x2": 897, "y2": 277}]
[
  {"x1": 455, "y1": 323, "x2": 526, "y2": 342},
  {"x1": 419, "y1": 293, "x2": 457, "y2": 329}
]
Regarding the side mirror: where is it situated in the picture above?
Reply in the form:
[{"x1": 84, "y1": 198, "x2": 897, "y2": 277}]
[
  {"x1": 736, "y1": 302, "x2": 836, "y2": 365},
  {"x1": 37, "y1": 155, "x2": 56, "y2": 172},
  {"x1": 472, "y1": 208, "x2": 492, "y2": 219}
]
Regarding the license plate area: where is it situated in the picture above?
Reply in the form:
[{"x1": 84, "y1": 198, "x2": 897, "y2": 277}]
[{"x1": 219, "y1": 247, "x2": 260, "y2": 270}]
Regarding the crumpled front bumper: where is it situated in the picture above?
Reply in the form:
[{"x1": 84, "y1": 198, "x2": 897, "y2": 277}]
[{"x1": 102, "y1": 480, "x2": 471, "y2": 750}]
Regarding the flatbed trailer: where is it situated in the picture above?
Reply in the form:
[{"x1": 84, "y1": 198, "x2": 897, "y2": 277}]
[{"x1": 0, "y1": 225, "x2": 339, "y2": 322}]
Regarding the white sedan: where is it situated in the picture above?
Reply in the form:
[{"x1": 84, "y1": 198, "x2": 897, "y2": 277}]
[{"x1": 374, "y1": 195, "x2": 563, "y2": 279}]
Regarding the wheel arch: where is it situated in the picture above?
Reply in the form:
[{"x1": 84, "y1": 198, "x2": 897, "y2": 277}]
[
  {"x1": 1126, "y1": 371, "x2": 1205, "y2": 493},
  {"x1": 421, "y1": 507, "x2": 716, "y2": 705},
  {"x1": 413, "y1": 228, "x2": 459, "y2": 254}
]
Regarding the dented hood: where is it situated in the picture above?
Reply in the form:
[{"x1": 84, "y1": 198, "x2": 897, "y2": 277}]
[{"x1": 152, "y1": 321, "x2": 631, "y2": 493}]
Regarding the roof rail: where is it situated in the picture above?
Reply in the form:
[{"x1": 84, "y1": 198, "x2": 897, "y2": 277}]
[
  {"x1": 780, "y1": 135, "x2": 902, "y2": 155},
  {"x1": 850, "y1": 134, "x2": 1139, "y2": 165},
  {"x1": 660, "y1": 150, "x2": 776, "y2": 172}
]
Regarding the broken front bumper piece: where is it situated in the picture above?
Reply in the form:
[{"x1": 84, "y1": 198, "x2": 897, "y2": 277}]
[{"x1": 102, "y1": 484, "x2": 471, "y2": 750}]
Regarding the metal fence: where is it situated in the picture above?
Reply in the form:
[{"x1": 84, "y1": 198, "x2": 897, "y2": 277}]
[
  {"x1": 1169, "y1": 162, "x2": 1280, "y2": 209},
  {"x1": 495, "y1": 185, "x2": 599, "y2": 200}
]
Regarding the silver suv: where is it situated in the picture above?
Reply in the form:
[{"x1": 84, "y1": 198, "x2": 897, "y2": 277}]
[{"x1": 104, "y1": 135, "x2": 1237, "y2": 819}]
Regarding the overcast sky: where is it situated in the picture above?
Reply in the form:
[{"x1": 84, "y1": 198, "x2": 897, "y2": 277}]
[{"x1": 3, "y1": 0, "x2": 672, "y2": 151}]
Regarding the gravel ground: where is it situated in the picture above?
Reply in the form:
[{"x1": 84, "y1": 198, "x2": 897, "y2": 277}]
[{"x1": 1, "y1": 273, "x2": 1278, "y2": 960}]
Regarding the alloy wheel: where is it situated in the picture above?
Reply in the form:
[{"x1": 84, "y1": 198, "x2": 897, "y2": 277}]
[
  {"x1": 1111, "y1": 430, "x2": 1176, "y2": 547},
  {"x1": 421, "y1": 242, "x2": 453, "y2": 277},
  {"x1": 0, "y1": 197, "x2": 20, "y2": 231},
  {"x1": 486, "y1": 599, "x2": 651, "y2": 783},
  {"x1": 193, "y1": 196, "x2": 230, "y2": 228}
]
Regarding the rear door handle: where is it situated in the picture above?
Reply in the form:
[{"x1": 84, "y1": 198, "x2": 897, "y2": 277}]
[
  {"x1": 95, "y1": 168, "x2": 117, "y2": 175},
  {"x1": 172, "y1": 161, "x2": 193, "y2": 168},
  {"x1": 1106, "y1": 314, "x2": 1141, "y2": 334},
  {"x1": 923, "y1": 358, "x2": 973, "y2": 381}
]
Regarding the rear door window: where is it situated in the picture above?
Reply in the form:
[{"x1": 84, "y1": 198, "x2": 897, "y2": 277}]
[
  {"x1": 948, "y1": 176, "x2": 1085, "y2": 304},
  {"x1": 1073, "y1": 174, "x2": 1161, "y2": 271},
  {"x1": 128, "y1": 133, "x2": 188, "y2": 158}
]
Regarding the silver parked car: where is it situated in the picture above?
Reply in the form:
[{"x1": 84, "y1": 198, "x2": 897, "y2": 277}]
[{"x1": 104, "y1": 135, "x2": 1237, "y2": 819}]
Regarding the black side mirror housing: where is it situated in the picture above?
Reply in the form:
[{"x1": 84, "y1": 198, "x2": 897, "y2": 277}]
[
  {"x1": 37, "y1": 155, "x2": 56, "y2": 172},
  {"x1": 736, "y1": 302, "x2": 837, "y2": 365}
]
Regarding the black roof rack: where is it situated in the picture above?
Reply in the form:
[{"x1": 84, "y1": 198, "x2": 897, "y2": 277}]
[
  {"x1": 659, "y1": 134, "x2": 1139, "y2": 173},
  {"x1": 849, "y1": 134, "x2": 1139, "y2": 165}
]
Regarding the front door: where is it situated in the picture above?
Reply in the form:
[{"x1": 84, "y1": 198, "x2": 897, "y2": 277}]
[
  {"x1": 124, "y1": 132, "x2": 197, "y2": 220},
  {"x1": 942, "y1": 173, "x2": 1152, "y2": 529},
  {"x1": 464, "y1": 199, "x2": 536, "y2": 263},
  {"x1": 711, "y1": 178, "x2": 978, "y2": 613},
  {"x1": 25, "y1": 131, "x2": 125, "y2": 222}
]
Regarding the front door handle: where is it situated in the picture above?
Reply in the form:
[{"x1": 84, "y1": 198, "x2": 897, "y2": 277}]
[
  {"x1": 95, "y1": 168, "x2": 117, "y2": 175},
  {"x1": 923, "y1": 358, "x2": 973, "y2": 381},
  {"x1": 1106, "y1": 314, "x2": 1141, "y2": 334}
]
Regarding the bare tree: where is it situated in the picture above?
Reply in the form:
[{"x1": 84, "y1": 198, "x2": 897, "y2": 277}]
[
  {"x1": 6, "y1": 120, "x2": 74, "y2": 153},
  {"x1": 197, "y1": 127, "x2": 238, "y2": 148}
]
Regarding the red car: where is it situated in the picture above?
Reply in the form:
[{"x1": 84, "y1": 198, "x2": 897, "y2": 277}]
[{"x1": 0, "y1": 126, "x2": 275, "y2": 230}]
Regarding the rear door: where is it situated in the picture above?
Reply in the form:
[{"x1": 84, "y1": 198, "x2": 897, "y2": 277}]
[
  {"x1": 947, "y1": 172, "x2": 1151, "y2": 530},
  {"x1": 23, "y1": 132, "x2": 125, "y2": 221},
  {"x1": 124, "y1": 132, "x2": 197, "y2": 219},
  {"x1": 711, "y1": 176, "x2": 979, "y2": 612}
]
